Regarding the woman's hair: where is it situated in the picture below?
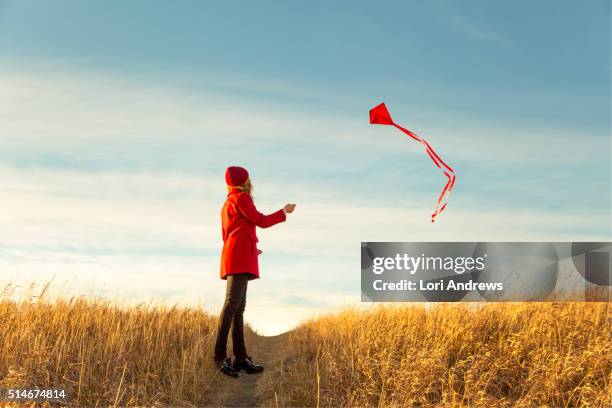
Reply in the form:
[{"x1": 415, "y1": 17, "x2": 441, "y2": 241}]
[{"x1": 228, "y1": 178, "x2": 253, "y2": 196}]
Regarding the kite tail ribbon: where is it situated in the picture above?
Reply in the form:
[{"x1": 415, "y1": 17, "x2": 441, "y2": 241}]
[{"x1": 369, "y1": 103, "x2": 456, "y2": 223}]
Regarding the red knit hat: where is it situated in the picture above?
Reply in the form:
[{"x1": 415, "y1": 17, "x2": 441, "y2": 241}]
[{"x1": 225, "y1": 166, "x2": 249, "y2": 186}]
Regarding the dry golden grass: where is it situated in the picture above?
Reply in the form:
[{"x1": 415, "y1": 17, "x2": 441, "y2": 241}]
[
  {"x1": 261, "y1": 303, "x2": 612, "y2": 408},
  {"x1": 1, "y1": 283, "x2": 610, "y2": 407},
  {"x1": 0, "y1": 284, "x2": 219, "y2": 407}
]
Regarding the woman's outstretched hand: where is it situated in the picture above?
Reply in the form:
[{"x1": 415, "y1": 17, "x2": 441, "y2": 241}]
[{"x1": 284, "y1": 204, "x2": 296, "y2": 214}]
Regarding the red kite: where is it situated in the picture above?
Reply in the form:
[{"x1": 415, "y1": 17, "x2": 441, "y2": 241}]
[{"x1": 369, "y1": 102, "x2": 456, "y2": 222}]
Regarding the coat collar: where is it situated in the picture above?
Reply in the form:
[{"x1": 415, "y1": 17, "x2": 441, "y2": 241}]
[{"x1": 227, "y1": 186, "x2": 243, "y2": 195}]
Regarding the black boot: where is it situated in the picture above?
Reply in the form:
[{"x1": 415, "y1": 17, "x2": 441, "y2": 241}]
[
  {"x1": 215, "y1": 358, "x2": 239, "y2": 378},
  {"x1": 233, "y1": 356, "x2": 264, "y2": 374}
]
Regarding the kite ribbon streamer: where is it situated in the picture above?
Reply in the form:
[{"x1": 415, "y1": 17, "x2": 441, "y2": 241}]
[{"x1": 369, "y1": 102, "x2": 456, "y2": 223}]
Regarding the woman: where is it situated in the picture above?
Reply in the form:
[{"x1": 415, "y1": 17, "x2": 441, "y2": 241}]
[{"x1": 214, "y1": 166, "x2": 296, "y2": 377}]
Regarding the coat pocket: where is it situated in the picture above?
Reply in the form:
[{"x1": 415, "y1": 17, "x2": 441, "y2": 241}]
[{"x1": 247, "y1": 232, "x2": 256, "y2": 255}]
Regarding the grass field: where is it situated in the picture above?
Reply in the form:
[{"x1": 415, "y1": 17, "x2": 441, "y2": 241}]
[
  {"x1": 260, "y1": 303, "x2": 611, "y2": 407},
  {"x1": 0, "y1": 284, "x2": 219, "y2": 407},
  {"x1": 0, "y1": 283, "x2": 610, "y2": 407}
]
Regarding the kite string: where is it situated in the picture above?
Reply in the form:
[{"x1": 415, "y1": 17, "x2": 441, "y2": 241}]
[{"x1": 391, "y1": 123, "x2": 456, "y2": 222}]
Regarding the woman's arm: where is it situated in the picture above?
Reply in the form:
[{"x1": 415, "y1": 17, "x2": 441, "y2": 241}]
[{"x1": 236, "y1": 193, "x2": 286, "y2": 228}]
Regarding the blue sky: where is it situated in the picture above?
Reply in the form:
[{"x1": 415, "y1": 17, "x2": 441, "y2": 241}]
[{"x1": 0, "y1": 1, "x2": 610, "y2": 334}]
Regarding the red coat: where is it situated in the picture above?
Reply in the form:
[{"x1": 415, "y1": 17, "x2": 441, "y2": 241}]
[{"x1": 220, "y1": 188, "x2": 286, "y2": 280}]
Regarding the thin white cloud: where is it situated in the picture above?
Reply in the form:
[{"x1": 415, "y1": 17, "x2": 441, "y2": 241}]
[
  {"x1": 448, "y1": 15, "x2": 513, "y2": 46},
  {"x1": 435, "y1": 2, "x2": 514, "y2": 47},
  {"x1": 2, "y1": 165, "x2": 607, "y2": 257},
  {"x1": 0, "y1": 66, "x2": 606, "y2": 167}
]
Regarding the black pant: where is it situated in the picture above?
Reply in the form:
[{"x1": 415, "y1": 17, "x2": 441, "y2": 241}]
[{"x1": 214, "y1": 273, "x2": 249, "y2": 362}]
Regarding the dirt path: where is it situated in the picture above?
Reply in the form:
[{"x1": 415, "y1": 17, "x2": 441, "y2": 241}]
[{"x1": 209, "y1": 332, "x2": 289, "y2": 407}]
